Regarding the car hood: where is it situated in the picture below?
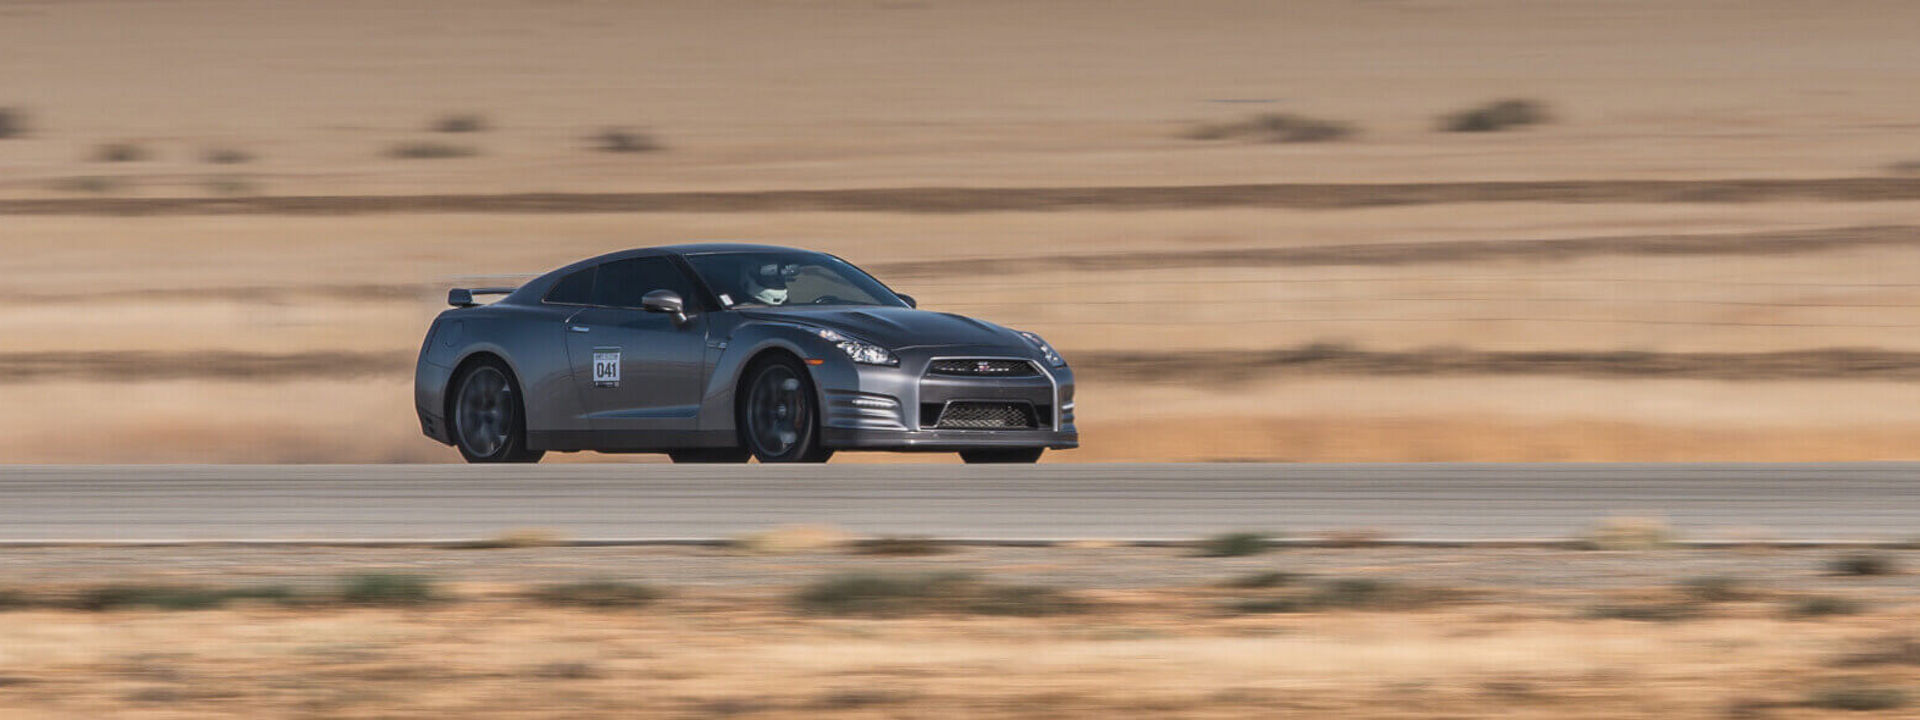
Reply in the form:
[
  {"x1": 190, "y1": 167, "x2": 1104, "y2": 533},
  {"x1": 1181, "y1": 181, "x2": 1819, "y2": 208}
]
[{"x1": 736, "y1": 306, "x2": 1024, "y2": 350}]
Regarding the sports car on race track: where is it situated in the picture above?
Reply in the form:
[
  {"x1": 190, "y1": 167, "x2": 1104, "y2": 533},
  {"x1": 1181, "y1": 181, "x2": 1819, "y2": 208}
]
[{"x1": 415, "y1": 244, "x2": 1077, "y2": 464}]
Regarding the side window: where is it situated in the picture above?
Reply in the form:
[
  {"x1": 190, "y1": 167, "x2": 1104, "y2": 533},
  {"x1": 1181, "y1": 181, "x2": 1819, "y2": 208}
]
[
  {"x1": 545, "y1": 266, "x2": 597, "y2": 305},
  {"x1": 592, "y1": 257, "x2": 696, "y2": 309}
]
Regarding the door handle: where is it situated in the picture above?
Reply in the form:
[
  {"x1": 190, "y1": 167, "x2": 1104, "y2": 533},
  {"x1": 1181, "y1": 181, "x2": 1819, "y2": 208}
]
[{"x1": 568, "y1": 326, "x2": 591, "y2": 334}]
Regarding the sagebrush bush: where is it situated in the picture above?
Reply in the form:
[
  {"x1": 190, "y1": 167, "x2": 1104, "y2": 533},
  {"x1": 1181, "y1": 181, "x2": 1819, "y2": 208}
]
[
  {"x1": 1788, "y1": 595, "x2": 1865, "y2": 618},
  {"x1": 1828, "y1": 553, "x2": 1896, "y2": 576},
  {"x1": 93, "y1": 142, "x2": 150, "y2": 162},
  {"x1": 388, "y1": 141, "x2": 478, "y2": 159},
  {"x1": 1439, "y1": 98, "x2": 1551, "y2": 132},
  {"x1": 50, "y1": 176, "x2": 121, "y2": 194},
  {"x1": 1805, "y1": 681, "x2": 1909, "y2": 711},
  {"x1": 1225, "y1": 571, "x2": 1298, "y2": 589},
  {"x1": 0, "y1": 107, "x2": 24, "y2": 138},
  {"x1": 592, "y1": 127, "x2": 662, "y2": 153},
  {"x1": 851, "y1": 536, "x2": 946, "y2": 556},
  {"x1": 202, "y1": 148, "x2": 254, "y2": 164},
  {"x1": 1185, "y1": 113, "x2": 1355, "y2": 143},
  {"x1": 72, "y1": 583, "x2": 293, "y2": 611},
  {"x1": 793, "y1": 572, "x2": 1084, "y2": 617},
  {"x1": 1197, "y1": 532, "x2": 1273, "y2": 557},
  {"x1": 433, "y1": 113, "x2": 488, "y2": 133},
  {"x1": 337, "y1": 573, "x2": 437, "y2": 605},
  {"x1": 530, "y1": 580, "x2": 659, "y2": 608}
]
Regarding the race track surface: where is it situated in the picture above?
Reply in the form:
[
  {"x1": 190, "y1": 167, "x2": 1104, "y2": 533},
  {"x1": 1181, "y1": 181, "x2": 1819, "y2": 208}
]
[{"x1": 2, "y1": 463, "x2": 1918, "y2": 543}]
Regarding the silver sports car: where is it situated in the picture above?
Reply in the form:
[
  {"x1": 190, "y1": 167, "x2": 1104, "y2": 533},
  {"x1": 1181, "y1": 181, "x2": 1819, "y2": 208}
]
[{"x1": 415, "y1": 244, "x2": 1077, "y2": 464}]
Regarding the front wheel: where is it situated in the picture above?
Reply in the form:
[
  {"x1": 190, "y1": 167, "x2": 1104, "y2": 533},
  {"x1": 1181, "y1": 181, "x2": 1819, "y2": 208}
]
[
  {"x1": 960, "y1": 448, "x2": 1044, "y2": 464},
  {"x1": 738, "y1": 356, "x2": 833, "y2": 463}
]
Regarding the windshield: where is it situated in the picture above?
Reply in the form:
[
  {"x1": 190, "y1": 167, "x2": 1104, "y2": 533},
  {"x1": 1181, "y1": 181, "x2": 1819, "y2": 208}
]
[{"x1": 686, "y1": 251, "x2": 906, "y2": 309}]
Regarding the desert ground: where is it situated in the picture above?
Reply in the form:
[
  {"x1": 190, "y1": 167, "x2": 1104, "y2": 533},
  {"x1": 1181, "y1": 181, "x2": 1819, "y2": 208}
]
[
  {"x1": 5, "y1": 543, "x2": 1920, "y2": 718},
  {"x1": 6, "y1": 0, "x2": 1920, "y2": 463}
]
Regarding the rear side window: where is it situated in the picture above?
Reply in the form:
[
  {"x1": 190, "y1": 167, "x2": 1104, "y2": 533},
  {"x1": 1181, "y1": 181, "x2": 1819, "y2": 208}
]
[
  {"x1": 545, "y1": 267, "x2": 596, "y2": 305},
  {"x1": 592, "y1": 257, "x2": 696, "y2": 309}
]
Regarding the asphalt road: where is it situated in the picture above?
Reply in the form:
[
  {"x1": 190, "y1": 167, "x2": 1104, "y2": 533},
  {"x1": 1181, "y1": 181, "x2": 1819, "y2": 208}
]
[{"x1": 3, "y1": 463, "x2": 1919, "y2": 543}]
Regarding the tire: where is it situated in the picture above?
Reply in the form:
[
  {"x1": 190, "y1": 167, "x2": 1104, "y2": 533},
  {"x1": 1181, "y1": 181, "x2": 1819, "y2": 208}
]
[
  {"x1": 737, "y1": 355, "x2": 833, "y2": 463},
  {"x1": 450, "y1": 357, "x2": 544, "y2": 464},
  {"x1": 960, "y1": 448, "x2": 1044, "y2": 464},
  {"x1": 668, "y1": 448, "x2": 750, "y2": 464}
]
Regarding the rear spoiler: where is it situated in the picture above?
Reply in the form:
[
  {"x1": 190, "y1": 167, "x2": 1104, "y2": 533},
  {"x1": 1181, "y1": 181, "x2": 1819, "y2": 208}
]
[{"x1": 447, "y1": 287, "x2": 516, "y2": 307}]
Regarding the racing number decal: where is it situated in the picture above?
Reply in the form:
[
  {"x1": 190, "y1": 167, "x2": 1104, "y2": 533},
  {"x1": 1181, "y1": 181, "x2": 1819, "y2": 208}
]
[{"x1": 592, "y1": 347, "x2": 621, "y2": 387}]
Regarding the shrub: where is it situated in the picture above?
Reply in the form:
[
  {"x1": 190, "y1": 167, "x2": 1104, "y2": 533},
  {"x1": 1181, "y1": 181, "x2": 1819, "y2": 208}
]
[
  {"x1": 48, "y1": 176, "x2": 121, "y2": 194},
  {"x1": 1680, "y1": 576, "x2": 1750, "y2": 603},
  {"x1": 337, "y1": 573, "x2": 437, "y2": 606},
  {"x1": 793, "y1": 572, "x2": 1084, "y2": 617},
  {"x1": 387, "y1": 141, "x2": 478, "y2": 159},
  {"x1": 794, "y1": 572, "x2": 972, "y2": 616},
  {"x1": 1228, "y1": 597, "x2": 1310, "y2": 614},
  {"x1": 1828, "y1": 553, "x2": 1896, "y2": 576},
  {"x1": 0, "y1": 107, "x2": 24, "y2": 138},
  {"x1": 73, "y1": 584, "x2": 284, "y2": 611},
  {"x1": 1185, "y1": 113, "x2": 1355, "y2": 143},
  {"x1": 1197, "y1": 532, "x2": 1273, "y2": 557},
  {"x1": 203, "y1": 176, "x2": 257, "y2": 196},
  {"x1": 1805, "y1": 681, "x2": 1909, "y2": 711},
  {"x1": 966, "y1": 584, "x2": 1085, "y2": 616},
  {"x1": 432, "y1": 113, "x2": 488, "y2": 133},
  {"x1": 1833, "y1": 635, "x2": 1920, "y2": 667},
  {"x1": 0, "y1": 590, "x2": 30, "y2": 610},
  {"x1": 851, "y1": 536, "x2": 946, "y2": 556},
  {"x1": 93, "y1": 142, "x2": 150, "y2": 162},
  {"x1": 1439, "y1": 98, "x2": 1551, "y2": 132},
  {"x1": 202, "y1": 148, "x2": 253, "y2": 164},
  {"x1": 530, "y1": 580, "x2": 659, "y2": 608},
  {"x1": 1582, "y1": 515, "x2": 1673, "y2": 550},
  {"x1": 461, "y1": 528, "x2": 566, "y2": 549},
  {"x1": 1788, "y1": 595, "x2": 1865, "y2": 618},
  {"x1": 1584, "y1": 602, "x2": 1701, "y2": 622},
  {"x1": 1225, "y1": 571, "x2": 1299, "y2": 589},
  {"x1": 592, "y1": 127, "x2": 662, "y2": 153}
]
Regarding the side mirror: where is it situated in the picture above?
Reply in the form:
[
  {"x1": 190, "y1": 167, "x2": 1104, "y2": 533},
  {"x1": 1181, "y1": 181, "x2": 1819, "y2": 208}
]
[
  {"x1": 898, "y1": 293, "x2": 917, "y2": 309},
  {"x1": 641, "y1": 289, "x2": 688, "y2": 325}
]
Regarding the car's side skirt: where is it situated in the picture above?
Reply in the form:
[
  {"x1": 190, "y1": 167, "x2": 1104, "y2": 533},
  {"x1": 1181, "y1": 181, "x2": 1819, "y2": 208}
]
[{"x1": 527, "y1": 429, "x2": 740, "y2": 453}]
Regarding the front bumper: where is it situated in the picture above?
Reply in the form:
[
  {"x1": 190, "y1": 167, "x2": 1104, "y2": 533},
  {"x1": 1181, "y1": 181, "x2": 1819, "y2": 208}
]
[
  {"x1": 824, "y1": 426, "x2": 1078, "y2": 451},
  {"x1": 813, "y1": 345, "x2": 1077, "y2": 451}
]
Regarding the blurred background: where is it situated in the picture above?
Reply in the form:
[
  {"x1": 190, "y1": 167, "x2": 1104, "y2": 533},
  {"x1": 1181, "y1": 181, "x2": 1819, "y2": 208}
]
[{"x1": 6, "y1": 0, "x2": 1920, "y2": 463}]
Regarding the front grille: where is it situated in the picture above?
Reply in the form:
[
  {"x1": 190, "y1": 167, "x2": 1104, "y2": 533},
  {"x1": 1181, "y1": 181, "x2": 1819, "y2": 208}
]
[
  {"x1": 927, "y1": 359, "x2": 1039, "y2": 377},
  {"x1": 927, "y1": 401, "x2": 1037, "y2": 429}
]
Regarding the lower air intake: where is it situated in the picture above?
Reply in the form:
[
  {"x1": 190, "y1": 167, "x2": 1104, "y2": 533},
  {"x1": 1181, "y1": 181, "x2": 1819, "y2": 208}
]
[{"x1": 933, "y1": 402, "x2": 1037, "y2": 429}]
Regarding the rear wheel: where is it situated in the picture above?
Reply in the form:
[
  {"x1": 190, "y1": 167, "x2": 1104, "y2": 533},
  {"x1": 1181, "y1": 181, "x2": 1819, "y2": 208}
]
[
  {"x1": 960, "y1": 448, "x2": 1044, "y2": 464},
  {"x1": 668, "y1": 448, "x2": 750, "y2": 464},
  {"x1": 738, "y1": 356, "x2": 833, "y2": 463},
  {"x1": 450, "y1": 358, "x2": 544, "y2": 464}
]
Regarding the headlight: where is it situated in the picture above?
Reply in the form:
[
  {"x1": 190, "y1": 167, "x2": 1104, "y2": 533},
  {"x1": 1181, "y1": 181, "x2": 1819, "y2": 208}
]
[
  {"x1": 814, "y1": 328, "x2": 898, "y2": 366},
  {"x1": 1018, "y1": 331, "x2": 1066, "y2": 367}
]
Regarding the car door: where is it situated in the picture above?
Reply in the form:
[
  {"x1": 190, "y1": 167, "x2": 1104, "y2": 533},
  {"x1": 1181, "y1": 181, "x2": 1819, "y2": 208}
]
[{"x1": 560, "y1": 256, "x2": 708, "y2": 432}]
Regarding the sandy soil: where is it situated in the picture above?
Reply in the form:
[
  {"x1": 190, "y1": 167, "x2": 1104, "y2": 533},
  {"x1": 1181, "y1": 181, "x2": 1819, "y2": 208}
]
[
  {"x1": 6, "y1": 0, "x2": 1920, "y2": 462},
  {"x1": 3, "y1": 545, "x2": 1920, "y2": 718}
]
